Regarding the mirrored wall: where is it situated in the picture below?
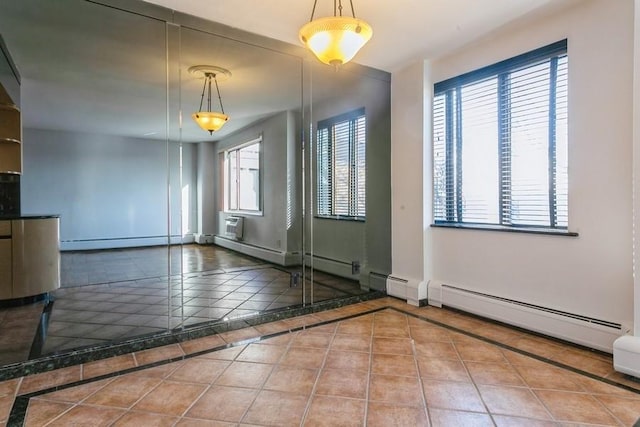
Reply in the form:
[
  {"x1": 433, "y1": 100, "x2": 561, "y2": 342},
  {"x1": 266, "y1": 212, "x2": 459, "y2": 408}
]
[{"x1": 0, "y1": 0, "x2": 390, "y2": 369}]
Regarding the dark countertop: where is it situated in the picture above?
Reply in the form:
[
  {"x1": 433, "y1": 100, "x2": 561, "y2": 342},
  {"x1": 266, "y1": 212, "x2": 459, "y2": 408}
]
[{"x1": 0, "y1": 215, "x2": 60, "y2": 220}]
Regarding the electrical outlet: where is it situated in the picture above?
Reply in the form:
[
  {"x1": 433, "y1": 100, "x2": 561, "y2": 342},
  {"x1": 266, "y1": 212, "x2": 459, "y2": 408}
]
[
  {"x1": 290, "y1": 272, "x2": 301, "y2": 287},
  {"x1": 351, "y1": 261, "x2": 360, "y2": 275}
]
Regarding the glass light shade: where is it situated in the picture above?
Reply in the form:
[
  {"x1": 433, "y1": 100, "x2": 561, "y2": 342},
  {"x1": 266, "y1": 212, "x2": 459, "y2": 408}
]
[
  {"x1": 299, "y1": 16, "x2": 372, "y2": 66},
  {"x1": 192, "y1": 111, "x2": 229, "y2": 134}
]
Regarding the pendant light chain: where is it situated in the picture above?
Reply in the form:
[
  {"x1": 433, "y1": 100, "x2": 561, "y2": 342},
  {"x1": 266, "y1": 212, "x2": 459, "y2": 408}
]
[
  {"x1": 196, "y1": 73, "x2": 225, "y2": 114},
  {"x1": 214, "y1": 75, "x2": 225, "y2": 115},
  {"x1": 197, "y1": 76, "x2": 207, "y2": 112},
  {"x1": 309, "y1": 0, "x2": 318, "y2": 21}
]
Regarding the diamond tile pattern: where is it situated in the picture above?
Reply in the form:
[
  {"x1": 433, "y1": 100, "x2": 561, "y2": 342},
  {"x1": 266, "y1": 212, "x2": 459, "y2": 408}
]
[
  {"x1": 14, "y1": 305, "x2": 640, "y2": 426},
  {"x1": 37, "y1": 245, "x2": 367, "y2": 356}
]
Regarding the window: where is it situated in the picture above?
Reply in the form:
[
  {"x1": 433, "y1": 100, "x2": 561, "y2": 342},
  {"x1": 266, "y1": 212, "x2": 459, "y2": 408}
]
[
  {"x1": 317, "y1": 108, "x2": 366, "y2": 219},
  {"x1": 225, "y1": 137, "x2": 261, "y2": 212},
  {"x1": 433, "y1": 40, "x2": 568, "y2": 230}
]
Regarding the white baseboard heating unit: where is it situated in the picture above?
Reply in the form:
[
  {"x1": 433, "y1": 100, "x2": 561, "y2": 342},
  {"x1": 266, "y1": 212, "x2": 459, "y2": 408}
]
[
  {"x1": 224, "y1": 216, "x2": 244, "y2": 240},
  {"x1": 432, "y1": 283, "x2": 627, "y2": 353}
]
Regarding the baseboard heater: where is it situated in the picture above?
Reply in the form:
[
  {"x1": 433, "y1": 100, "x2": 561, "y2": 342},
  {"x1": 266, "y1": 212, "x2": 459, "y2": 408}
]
[{"x1": 437, "y1": 284, "x2": 627, "y2": 353}]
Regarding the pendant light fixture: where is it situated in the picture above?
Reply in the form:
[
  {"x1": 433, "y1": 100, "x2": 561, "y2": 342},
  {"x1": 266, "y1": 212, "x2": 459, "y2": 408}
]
[
  {"x1": 189, "y1": 65, "x2": 231, "y2": 135},
  {"x1": 299, "y1": 0, "x2": 372, "y2": 66}
]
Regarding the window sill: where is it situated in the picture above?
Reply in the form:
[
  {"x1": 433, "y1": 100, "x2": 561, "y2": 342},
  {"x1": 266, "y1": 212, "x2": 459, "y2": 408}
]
[
  {"x1": 431, "y1": 222, "x2": 578, "y2": 237},
  {"x1": 224, "y1": 210, "x2": 263, "y2": 217},
  {"x1": 314, "y1": 215, "x2": 365, "y2": 222}
]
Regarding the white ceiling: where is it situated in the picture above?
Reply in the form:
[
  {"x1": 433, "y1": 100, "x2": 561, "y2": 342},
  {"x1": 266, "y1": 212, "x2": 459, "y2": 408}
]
[
  {"x1": 0, "y1": 0, "x2": 579, "y2": 143},
  {"x1": 142, "y1": 0, "x2": 577, "y2": 72}
]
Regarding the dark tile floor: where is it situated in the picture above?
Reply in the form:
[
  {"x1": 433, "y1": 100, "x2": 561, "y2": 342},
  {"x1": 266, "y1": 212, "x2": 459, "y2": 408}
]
[{"x1": 0, "y1": 244, "x2": 367, "y2": 364}]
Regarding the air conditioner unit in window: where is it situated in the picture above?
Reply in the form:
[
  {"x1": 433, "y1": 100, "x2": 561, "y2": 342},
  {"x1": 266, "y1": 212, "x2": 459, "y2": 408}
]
[{"x1": 225, "y1": 216, "x2": 244, "y2": 240}]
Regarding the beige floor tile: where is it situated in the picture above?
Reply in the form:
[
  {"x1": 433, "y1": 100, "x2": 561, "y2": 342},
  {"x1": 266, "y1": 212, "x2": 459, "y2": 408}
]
[
  {"x1": 550, "y1": 349, "x2": 616, "y2": 377},
  {"x1": 241, "y1": 389, "x2": 309, "y2": 426},
  {"x1": 303, "y1": 395, "x2": 366, "y2": 426},
  {"x1": 413, "y1": 341, "x2": 459, "y2": 359},
  {"x1": 175, "y1": 418, "x2": 236, "y2": 426},
  {"x1": 134, "y1": 344, "x2": 184, "y2": 366},
  {"x1": 478, "y1": 384, "x2": 552, "y2": 420},
  {"x1": 325, "y1": 350, "x2": 370, "y2": 371},
  {"x1": 514, "y1": 363, "x2": 585, "y2": 392},
  {"x1": 132, "y1": 380, "x2": 207, "y2": 416},
  {"x1": 492, "y1": 414, "x2": 561, "y2": 426},
  {"x1": 330, "y1": 334, "x2": 371, "y2": 352},
  {"x1": 417, "y1": 357, "x2": 471, "y2": 382},
  {"x1": 428, "y1": 407, "x2": 493, "y2": 427},
  {"x1": 366, "y1": 401, "x2": 429, "y2": 427},
  {"x1": 423, "y1": 380, "x2": 486, "y2": 412},
  {"x1": 535, "y1": 389, "x2": 621, "y2": 424},
  {"x1": 23, "y1": 399, "x2": 73, "y2": 426},
  {"x1": 264, "y1": 365, "x2": 319, "y2": 395},
  {"x1": 196, "y1": 345, "x2": 244, "y2": 361},
  {"x1": 83, "y1": 354, "x2": 137, "y2": 379},
  {"x1": 455, "y1": 341, "x2": 507, "y2": 363},
  {"x1": 280, "y1": 346, "x2": 327, "y2": 369},
  {"x1": 111, "y1": 411, "x2": 178, "y2": 426},
  {"x1": 215, "y1": 361, "x2": 273, "y2": 388},
  {"x1": 410, "y1": 325, "x2": 453, "y2": 343},
  {"x1": 465, "y1": 361, "x2": 526, "y2": 387},
  {"x1": 595, "y1": 394, "x2": 640, "y2": 426},
  {"x1": 19, "y1": 366, "x2": 82, "y2": 395},
  {"x1": 372, "y1": 336, "x2": 414, "y2": 355},
  {"x1": 371, "y1": 353, "x2": 418, "y2": 377},
  {"x1": 167, "y1": 358, "x2": 230, "y2": 384},
  {"x1": 369, "y1": 374, "x2": 424, "y2": 406},
  {"x1": 39, "y1": 378, "x2": 112, "y2": 403},
  {"x1": 185, "y1": 385, "x2": 257, "y2": 422},
  {"x1": 315, "y1": 368, "x2": 368, "y2": 399},
  {"x1": 46, "y1": 404, "x2": 126, "y2": 426},
  {"x1": 179, "y1": 335, "x2": 226, "y2": 355},
  {"x1": 84, "y1": 376, "x2": 161, "y2": 408},
  {"x1": 236, "y1": 342, "x2": 287, "y2": 364},
  {"x1": 128, "y1": 360, "x2": 184, "y2": 379},
  {"x1": 292, "y1": 331, "x2": 334, "y2": 348}
]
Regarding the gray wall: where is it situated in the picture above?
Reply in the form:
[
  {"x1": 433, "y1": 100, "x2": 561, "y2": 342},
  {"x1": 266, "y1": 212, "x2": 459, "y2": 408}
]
[
  {"x1": 21, "y1": 128, "x2": 197, "y2": 250},
  {"x1": 206, "y1": 111, "x2": 301, "y2": 257}
]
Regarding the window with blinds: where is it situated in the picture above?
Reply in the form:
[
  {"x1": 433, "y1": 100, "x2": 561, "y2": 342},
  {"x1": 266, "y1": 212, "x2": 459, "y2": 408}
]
[
  {"x1": 317, "y1": 108, "x2": 366, "y2": 219},
  {"x1": 433, "y1": 40, "x2": 568, "y2": 230}
]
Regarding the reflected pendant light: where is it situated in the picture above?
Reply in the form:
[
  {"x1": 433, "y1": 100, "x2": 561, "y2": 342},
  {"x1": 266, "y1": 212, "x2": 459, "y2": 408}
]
[
  {"x1": 299, "y1": 0, "x2": 372, "y2": 66},
  {"x1": 190, "y1": 65, "x2": 231, "y2": 134}
]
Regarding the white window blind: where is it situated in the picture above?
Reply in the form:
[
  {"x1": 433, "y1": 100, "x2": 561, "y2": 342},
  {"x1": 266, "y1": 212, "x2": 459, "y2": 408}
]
[
  {"x1": 317, "y1": 108, "x2": 366, "y2": 219},
  {"x1": 433, "y1": 40, "x2": 568, "y2": 230},
  {"x1": 225, "y1": 138, "x2": 261, "y2": 212}
]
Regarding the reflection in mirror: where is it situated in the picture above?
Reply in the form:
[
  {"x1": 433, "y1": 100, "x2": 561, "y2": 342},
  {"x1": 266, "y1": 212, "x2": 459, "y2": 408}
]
[
  {"x1": 306, "y1": 62, "x2": 391, "y2": 298},
  {"x1": 0, "y1": 0, "x2": 390, "y2": 374}
]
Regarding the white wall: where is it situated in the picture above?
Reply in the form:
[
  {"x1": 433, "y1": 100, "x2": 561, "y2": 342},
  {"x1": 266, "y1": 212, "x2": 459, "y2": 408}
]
[
  {"x1": 393, "y1": 0, "x2": 634, "y2": 328},
  {"x1": 21, "y1": 128, "x2": 197, "y2": 250}
]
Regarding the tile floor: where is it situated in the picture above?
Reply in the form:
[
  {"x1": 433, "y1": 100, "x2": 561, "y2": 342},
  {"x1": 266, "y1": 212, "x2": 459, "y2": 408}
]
[
  {"x1": 2, "y1": 298, "x2": 640, "y2": 426},
  {"x1": 0, "y1": 245, "x2": 368, "y2": 363}
]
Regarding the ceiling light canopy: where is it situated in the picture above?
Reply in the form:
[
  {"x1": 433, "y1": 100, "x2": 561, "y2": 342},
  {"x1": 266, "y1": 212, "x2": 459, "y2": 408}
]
[
  {"x1": 299, "y1": 0, "x2": 372, "y2": 66},
  {"x1": 189, "y1": 65, "x2": 231, "y2": 135}
]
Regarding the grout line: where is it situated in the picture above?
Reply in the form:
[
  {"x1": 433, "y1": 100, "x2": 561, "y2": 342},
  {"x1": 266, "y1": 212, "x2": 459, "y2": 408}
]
[
  {"x1": 10, "y1": 303, "x2": 638, "y2": 426},
  {"x1": 389, "y1": 306, "x2": 640, "y2": 396},
  {"x1": 410, "y1": 317, "x2": 432, "y2": 426}
]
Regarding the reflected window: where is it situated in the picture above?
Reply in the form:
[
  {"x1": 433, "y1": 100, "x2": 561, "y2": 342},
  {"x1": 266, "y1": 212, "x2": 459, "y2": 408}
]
[
  {"x1": 225, "y1": 137, "x2": 261, "y2": 213},
  {"x1": 316, "y1": 108, "x2": 366, "y2": 220},
  {"x1": 433, "y1": 40, "x2": 568, "y2": 230}
]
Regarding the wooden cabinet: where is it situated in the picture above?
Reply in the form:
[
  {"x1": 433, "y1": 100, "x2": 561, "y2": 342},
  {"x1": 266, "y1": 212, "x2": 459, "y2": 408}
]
[
  {"x1": 0, "y1": 217, "x2": 60, "y2": 300},
  {"x1": 0, "y1": 104, "x2": 21, "y2": 174}
]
